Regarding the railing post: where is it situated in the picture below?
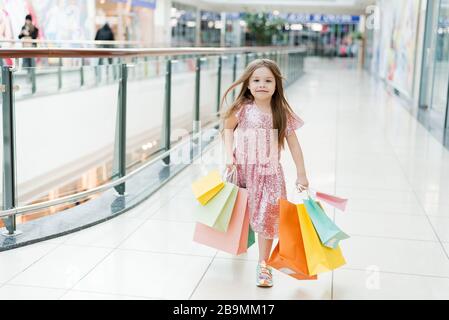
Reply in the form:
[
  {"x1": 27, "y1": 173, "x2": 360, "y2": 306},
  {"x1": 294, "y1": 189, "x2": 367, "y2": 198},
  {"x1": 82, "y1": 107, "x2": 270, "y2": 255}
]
[
  {"x1": 295, "y1": 52, "x2": 299, "y2": 80},
  {"x1": 293, "y1": 53, "x2": 296, "y2": 81},
  {"x1": 191, "y1": 57, "x2": 201, "y2": 161},
  {"x1": 1, "y1": 66, "x2": 18, "y2": 236},
  {"x1": 215, "y1": 55, "x2": 222, "y2": 131},
  {"x1": 232, "y1": 54, "x2": 237, "y2": 101},
  {"x1": 162, "y1": 59, "x2": 172, "y2": 165},
  {"x1": 144, "y1": 56, "x2": 149, "y2": 78},
  {"x1": 30, "y1": 66, "x2": 36, "y2": 94},
  {"x1": 194, "y1": 57, "x2": 201, "y2": 134},
  {"x1": 245, "y1": 52, "x2": 249, "y2": 67},
  {"x1": 80, "y1": 58, "x2": 85, "y2": 87},
  {"x1": 113, "y1": 64, "x2": 128, "y2": 195},
  {"x1": 216, "y1": 55, "x2": 222, "y2": 115},
  {"x1": 58, "y1": 58, "x2": 62, "y2": 90}
]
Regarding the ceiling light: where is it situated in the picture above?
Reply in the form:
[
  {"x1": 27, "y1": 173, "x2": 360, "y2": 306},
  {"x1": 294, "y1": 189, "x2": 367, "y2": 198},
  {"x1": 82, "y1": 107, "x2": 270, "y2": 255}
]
[
  {"x1": 311, "y1": 23, "x2": 323, "y2": 32},
  {"x1": 290, "y1": 24, "x2": 303, "y2": 31}
]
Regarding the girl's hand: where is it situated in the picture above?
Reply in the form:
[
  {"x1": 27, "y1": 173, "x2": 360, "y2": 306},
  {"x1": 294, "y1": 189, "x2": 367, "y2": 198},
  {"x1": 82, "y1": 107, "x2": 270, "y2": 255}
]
[
  {"x1": 225, "y1": 153, "x2": 236, "y2": 171},
  {"x1": 295, "y1": 174, "x2": 309, "y2": 192},
  {"x1": 225, "y1": 158, "x2": 236, "y2": 173},
  {"x1": 226, "y1": 163, "x2": 236, "y2": 172}
]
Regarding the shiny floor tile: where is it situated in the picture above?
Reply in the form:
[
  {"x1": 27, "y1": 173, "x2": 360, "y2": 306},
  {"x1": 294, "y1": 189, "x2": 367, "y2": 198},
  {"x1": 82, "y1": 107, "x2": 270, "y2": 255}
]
[
  {"x1": 151, "y1": 197, "x2": 201, "y2": 222},
  {"x1": 191, "y1": 258, "x2": 332, "y2": 300},
  {"x1": 335, "y1": 213, "x2": 438, "y2": 241},
  {"x1": 74, "y1": 249, "x2": 213, "y2": 299},
  {"x1": 0, "y1": 243, "x2": 57, "y2": 283},
  {"x1": 119, "y1": 220, "x2": 217, "y2": 257},
  {"x1": 60, "y1": 290, "x2": 152, "y2": 300},
  {"x1": 333, "y1": 269, "x2": 449, "y2": 300},
  {"x1": 340, "y1": 236, "x2": 449, "y2": 278},
  {"x1": 0, "y1": 284, "x2": 66, "y2": 300},
  {"x1": 8, "y1": 245, "x2": 112, "y2": 289},
  {"x1": 62, "y1": 216, "x2": 144, "y2": 248},
  {"x1": 428, "y1": 216, "x2": 449, "y2": 243}
]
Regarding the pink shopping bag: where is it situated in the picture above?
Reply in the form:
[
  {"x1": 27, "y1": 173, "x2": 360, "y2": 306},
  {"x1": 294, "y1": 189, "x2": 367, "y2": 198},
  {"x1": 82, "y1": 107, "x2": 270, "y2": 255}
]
[
  {"x1": 315, "y1": 191, "x2": 348, "y2": 212},
  {"x1": 193, "y1": 187, "x2": 251, "y2": 255}
]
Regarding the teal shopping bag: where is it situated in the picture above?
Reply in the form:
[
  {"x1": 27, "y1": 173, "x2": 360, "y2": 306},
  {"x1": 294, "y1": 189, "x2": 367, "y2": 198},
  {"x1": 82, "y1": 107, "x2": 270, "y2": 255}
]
[
  {"x1": 195, "y1": 182, "x2": 238, "y2": 232},
  {"x1": 303, "y1": 197, "x2": 350, "y2": 249}
]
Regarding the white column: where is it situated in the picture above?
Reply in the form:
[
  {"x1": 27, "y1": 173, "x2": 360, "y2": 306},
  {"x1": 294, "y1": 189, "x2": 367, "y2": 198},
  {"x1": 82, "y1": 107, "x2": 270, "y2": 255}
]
[
  {"x1": 154, "y1": 0, "x2": 172, "y2": 46},
  {"x1": 196, "y1": 7, "x2": 201, "y2": 46},
  {"x1": 220, "y1": 12, "x2": 226, "y2": 47}
]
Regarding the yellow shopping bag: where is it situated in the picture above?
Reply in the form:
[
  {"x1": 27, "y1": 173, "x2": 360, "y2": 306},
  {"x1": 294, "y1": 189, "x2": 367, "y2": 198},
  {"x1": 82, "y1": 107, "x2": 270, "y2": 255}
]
[
  {"x1": 191, "y1": 170, "x2": 224, "y2": 205},
  {"x1": 297, "y1": 204, "x2": 346, "y2": 276},
  {"x1": 196, "y1": 182, "x2": 238, "y2": 232}
]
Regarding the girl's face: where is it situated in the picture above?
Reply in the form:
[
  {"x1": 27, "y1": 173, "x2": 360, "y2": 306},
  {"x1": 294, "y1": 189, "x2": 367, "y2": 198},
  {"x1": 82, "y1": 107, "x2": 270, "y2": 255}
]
[{"x1": 248, "y1": 67, "x2": 276, "y2": 100}]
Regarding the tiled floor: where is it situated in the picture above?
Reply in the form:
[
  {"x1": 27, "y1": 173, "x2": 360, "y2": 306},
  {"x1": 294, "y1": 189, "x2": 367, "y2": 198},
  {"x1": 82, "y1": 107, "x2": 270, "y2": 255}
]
[{"x1": 1, "y1": 57, "x2": 449, "y2": 300}]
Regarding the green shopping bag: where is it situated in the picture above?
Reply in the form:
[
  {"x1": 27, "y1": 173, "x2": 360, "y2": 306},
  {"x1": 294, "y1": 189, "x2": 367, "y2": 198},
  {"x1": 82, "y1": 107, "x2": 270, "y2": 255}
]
[
  {"x1": 247, "y1": 224, "x2": 255, "y2": 248},
  {"x1": 195, "y1": 182, "x2": 238, "y2": 232}
]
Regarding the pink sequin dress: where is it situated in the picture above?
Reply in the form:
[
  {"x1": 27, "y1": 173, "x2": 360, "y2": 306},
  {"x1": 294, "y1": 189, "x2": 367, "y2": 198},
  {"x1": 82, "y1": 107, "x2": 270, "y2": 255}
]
[{"x1": 233, "y1": 101, "x2": 304, "y2": 239}]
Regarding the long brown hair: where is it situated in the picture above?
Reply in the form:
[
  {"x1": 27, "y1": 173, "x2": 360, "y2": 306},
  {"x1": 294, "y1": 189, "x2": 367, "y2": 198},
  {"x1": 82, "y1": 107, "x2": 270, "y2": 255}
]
[{"x1": 220, "y1": 58, "x2": 295, "y2": 149}]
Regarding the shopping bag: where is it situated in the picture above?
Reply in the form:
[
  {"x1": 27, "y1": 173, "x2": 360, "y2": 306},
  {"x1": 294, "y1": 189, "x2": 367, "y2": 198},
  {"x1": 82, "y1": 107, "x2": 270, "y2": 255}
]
[
  {"x1": 195, "y1": 182, "x2": 238, "y2": 232},
  {"x1": 303, "y1": 197, "x2": 350, "y2": 249},
  {"x1": 191, "y1": 170, "x2": 224, "y2": 205},
  {"x1": 247, "y1": 224, "x2": 255, "y2": 249},
  {"x1": 296, "y1": 185, "x2": 348, "y2": 212},
  {"x1": 297, "y1": 203, "x2": 346, "y2": 275},
  {"x1": 193, "y1": 188, "x2": 253, "y2": 255},
  {"x1": 267, "y1": 199, "x2": 317, "y2": 280},
  {"x1": 313, "y1": 190, "x2": 348, "y2": 212}
]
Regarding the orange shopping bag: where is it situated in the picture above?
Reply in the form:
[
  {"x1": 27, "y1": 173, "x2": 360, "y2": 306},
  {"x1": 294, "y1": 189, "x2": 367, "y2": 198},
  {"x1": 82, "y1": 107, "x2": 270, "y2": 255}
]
[
  {"x1": 267, "y1": 199, "x2": 317, "y2": 280},
  {"x1": 193, "y1": 188, "x2": 252, "y2": 255}
]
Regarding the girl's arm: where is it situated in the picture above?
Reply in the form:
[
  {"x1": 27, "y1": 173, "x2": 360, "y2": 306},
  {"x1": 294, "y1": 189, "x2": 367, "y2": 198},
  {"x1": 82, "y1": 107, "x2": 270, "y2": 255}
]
[
  {"x1": 286, "y1": 132, "x2": 309, "y2": 189},
  {"x1": 223, "y1": 111, "x2": 239, "y2": 169}
]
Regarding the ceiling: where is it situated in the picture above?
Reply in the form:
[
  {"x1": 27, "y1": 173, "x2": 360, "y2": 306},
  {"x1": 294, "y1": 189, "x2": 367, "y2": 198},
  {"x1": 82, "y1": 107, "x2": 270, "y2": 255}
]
[{"x1": 173, "y1": 0, "x2": 377, "y2": 15}]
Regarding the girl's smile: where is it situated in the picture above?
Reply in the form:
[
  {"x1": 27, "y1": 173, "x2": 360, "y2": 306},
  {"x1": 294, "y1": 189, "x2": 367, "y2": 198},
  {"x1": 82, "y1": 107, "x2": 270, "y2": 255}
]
[{"x1": 248, "y1": 67, "x2": 276, "y2": 100}]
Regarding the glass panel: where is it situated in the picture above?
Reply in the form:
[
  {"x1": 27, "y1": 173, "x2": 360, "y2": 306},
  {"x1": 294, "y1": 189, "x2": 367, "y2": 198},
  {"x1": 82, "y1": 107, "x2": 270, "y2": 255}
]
[
  {"x1": 126, "y1": 57, "x2": 165, "y2": 172},
  {"x1": 221, "y1": 55, "x2": 235, "y2": 89},
  {"x1": 94, "y1": 58, "x2": 120, "y2": 86},
  {"x1": 14, "y1": 64, "x2": 119, "y2": 224},
  {"x1": 226, "y1": 54, "x2": 245, "y2": 101},
  {"x1": 0, "y1": 69, "x2": 3, "y2": 210},
  {"x1": 221, "y1": 55, "x2": 235, "y2": 106},
  {"x1": 237, "y1": 53, "x2": 246, "y2": 74},
  {"x1": 431, "y1": 0, "x2": 449, "y2": 124},
  {"x1": 171, "y1": 57, "x2": 196, "y2": 139},
  {"x1": 200, "y1": 56, "x2": 218, "y2": 127},
  {"x1": 56, "y1": 58, "x2": 83, "y2": 92}
]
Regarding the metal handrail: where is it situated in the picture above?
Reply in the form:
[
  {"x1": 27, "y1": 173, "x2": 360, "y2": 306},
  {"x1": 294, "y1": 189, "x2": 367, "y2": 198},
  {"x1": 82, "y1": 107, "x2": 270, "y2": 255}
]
[
  {"x1": 0, "y1": 119, "x2": 222, "y2": 219},
  {"x1": 0, "y1": 46, "x2": 307, "y2": 59}
]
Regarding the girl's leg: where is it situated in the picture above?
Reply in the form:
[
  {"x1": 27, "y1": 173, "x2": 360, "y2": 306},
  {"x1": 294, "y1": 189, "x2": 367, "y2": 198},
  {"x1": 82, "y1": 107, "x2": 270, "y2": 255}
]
[
  {"x1": 256, "y1": 234, "x2": 274, "y2": 287},
  {"x1": 257, "y1": 234, "x2": 273, "y2": 262}
]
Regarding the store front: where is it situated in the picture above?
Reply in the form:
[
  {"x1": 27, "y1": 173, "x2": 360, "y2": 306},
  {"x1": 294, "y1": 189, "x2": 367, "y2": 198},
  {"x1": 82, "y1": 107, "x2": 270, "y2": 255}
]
[
  {"x1": 170, "y1": 2, "x2": 197, "y2": 47},
  {"x1": 95, "y1": 0, "x2": 156, "y2": 43},
  {"x1": 419, "y1": 0, "x2": 449, "y2": 143}
]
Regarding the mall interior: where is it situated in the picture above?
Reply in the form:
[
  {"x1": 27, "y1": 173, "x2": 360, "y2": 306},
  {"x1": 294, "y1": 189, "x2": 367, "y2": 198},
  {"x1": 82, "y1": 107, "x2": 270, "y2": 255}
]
[{"x1": 0, "y1": 0, "x2": 448, "y2": 300}]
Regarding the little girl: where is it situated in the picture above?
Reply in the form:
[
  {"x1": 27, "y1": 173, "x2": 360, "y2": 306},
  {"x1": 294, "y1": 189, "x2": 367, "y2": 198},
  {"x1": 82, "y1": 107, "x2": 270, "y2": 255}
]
[{"x1": 222, "y1": 59, "x2": 309, "y2": 287}]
